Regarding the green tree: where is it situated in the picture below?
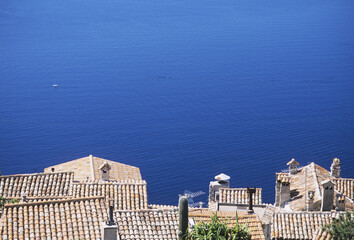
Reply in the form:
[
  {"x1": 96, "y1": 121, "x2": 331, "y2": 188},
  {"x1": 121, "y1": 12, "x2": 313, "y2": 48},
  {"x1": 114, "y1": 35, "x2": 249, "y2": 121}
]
[
  {"x1": 186, "y1": 213, "x2": 251, "y2": 240},
  {"x1": 323, "y1": 211, "x2": 354, "y2": 240},
  {"x1": 9, "y1": 198, "x2": 20, "y2": 204},
  {"x1": 0, "y1": 195, "x2": 6, "y2": 209}
]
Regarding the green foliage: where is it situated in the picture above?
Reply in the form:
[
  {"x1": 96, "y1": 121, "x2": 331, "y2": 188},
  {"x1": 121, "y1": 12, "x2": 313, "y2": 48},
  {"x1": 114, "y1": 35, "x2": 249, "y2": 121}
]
[
  {"x1": 9, "y1": 198, "x2": 20, "y2": 204},
  {"x1": 186, "y1": 213, "x2": 251, "y2": 240},
  {"x1": 323, "y1": 211, "x2": 354, "y2": 240},
  {"x1": 0, "y1": 195, "x2": 6, "y2": 209}
]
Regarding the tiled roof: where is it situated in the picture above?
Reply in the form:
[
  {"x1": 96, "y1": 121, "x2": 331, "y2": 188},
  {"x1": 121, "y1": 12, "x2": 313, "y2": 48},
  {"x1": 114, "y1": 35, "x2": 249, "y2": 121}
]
[
  {"x1": 0, "y1": 197, "x2": 107, "y2": 240},
  {"x1": 72, "y1": 180, "x2": 148, "y2": 210},
  {"x1": 313, "y1": 229, "x2": 331, "y2": 240},
  {"x1": 284, "y1": 163, "x2": 330, "y2": 211},
  {"x1": 189, "y1": 209, "x2": 265, "y2": 240},
  {"x1": 148, "y1": 204, "x2": 179, "y2": 210},
  {"x1": 219, "y1": 188, "x2": 262, "y2": 205},
  {"x1": 44, "y1": 155, "x2": 142, "y2": 181},
  {"x1": 0, "y1": 172, "x2": 73, "y2": 198},
  {"x1": 115, "y1": 209, "x2": 178, "y2": 239},
  {"x1": 5, "y1": 196, "x2": 73, "y2": 203},
  {"x1": 277, "y1": 162, "x2": 353, "y2": 211},
  {"x1": 332, "y1": 178, "x2": 354, "y2": 200},
  {"x1": 276, "y1": 173, "x2": 291, "y2": 184},
  {"x1": 271, "y1": 212, "x2": 341, "y2": 240}
]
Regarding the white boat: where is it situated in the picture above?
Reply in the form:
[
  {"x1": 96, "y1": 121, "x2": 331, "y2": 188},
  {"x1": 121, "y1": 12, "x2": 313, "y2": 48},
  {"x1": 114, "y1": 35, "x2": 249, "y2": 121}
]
[{"x1": 52, "y1": 84, "x2": 59, "y2": 87}]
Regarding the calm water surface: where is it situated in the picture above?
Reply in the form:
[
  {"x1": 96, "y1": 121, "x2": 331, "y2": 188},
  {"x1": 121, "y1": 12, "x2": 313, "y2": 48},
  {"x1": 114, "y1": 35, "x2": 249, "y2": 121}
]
[{"x1": 0, "y1": 0, "x2": 353, "y2": 205}]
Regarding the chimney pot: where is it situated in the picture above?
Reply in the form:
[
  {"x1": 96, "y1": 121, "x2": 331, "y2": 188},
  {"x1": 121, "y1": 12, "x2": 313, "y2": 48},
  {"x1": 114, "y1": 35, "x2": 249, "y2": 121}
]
[{"x1": 330, "y1": 158, "x2": 341, "y2": 178}]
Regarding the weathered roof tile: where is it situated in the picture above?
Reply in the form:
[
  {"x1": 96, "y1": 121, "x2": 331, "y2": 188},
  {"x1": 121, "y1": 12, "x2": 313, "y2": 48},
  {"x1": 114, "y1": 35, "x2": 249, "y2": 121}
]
[
  {"x1": 0, "y1": 172, "x2": 73, "y2": 198},
  {"x1": 219, "y1": 188, "x2": 263, "y2": 205}
]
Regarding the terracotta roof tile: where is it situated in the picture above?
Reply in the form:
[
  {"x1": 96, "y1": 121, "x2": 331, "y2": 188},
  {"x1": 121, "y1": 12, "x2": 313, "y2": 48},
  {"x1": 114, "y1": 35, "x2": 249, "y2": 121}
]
[
  {"x1": 271, "y1": 212, "x2": 342, "y2": 240},
  {"x1": 0, "y1": 172, "x2": 73, "y2": 198},
  {"x1": 276, "y1": 173, "x2": 291, "y2": 184},
  {"x1": 115, "y1": 209, "x2": 178, "y2": 239},
  {"x1": 332, "y1": 178, "x2": 354, "y2": 200},
  {"x1": 44, "y1": 155, "x2": 142, "y2": 181},
  {"x1": 219, "y1": 188, "x2": 263, "y2": 205},
  {"x1": 0, "y1": 197, "x2": 107, "y2": 240},
  {"x1": 313, "y1": 228, "x2": 332, "y2": 240},
  {"x1": 72, "y1": 180, "x2": 148, "y2": 210}
]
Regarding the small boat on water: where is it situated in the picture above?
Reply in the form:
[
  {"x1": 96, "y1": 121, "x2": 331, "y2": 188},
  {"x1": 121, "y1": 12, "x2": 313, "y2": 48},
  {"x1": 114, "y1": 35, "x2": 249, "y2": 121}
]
[{"x1": 52, "y1": 84, "x2": 59, "y2": 87}]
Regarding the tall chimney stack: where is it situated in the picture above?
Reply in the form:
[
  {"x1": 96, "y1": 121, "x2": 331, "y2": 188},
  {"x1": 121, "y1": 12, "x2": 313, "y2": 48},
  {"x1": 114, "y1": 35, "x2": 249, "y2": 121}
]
[
  {"x1": 330, "y1": 158, "x2": 341, "y2": 178},
  {"x1": 321, "y1": 180, "x2": 334, "y2": 211},
  {"x1": 287, "y1": 158, "x2": 299, "y2": 175},
  {"x1": 101, "y1": 199, "x2": 117, "y2": 240},
  {"x1": 247, "y1": 187, "x2": 256, "y2": 214},
  {"x1": 209, "y1": 173, "x2": 230, "y2": 205}
]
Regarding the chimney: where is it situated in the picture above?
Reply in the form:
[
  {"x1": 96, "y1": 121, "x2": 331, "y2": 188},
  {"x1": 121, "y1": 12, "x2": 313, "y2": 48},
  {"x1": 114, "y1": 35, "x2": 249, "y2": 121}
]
[
  {"x1": 330, "y1": 158, "x2": 341, "y2": 178},
  {"x1": 321, "y1": 180, "x2": 334, "y2": 211},
  {"x1": 335, "y1": 193, "x2": 345, "y2": 211},
  {"x1": 307, "y1": 190, "x2": 315, "y2": 211},
  {"x1": 275, "y1": 174, "x2": 291, "y2": 208},
  {"x1": 208, "y1": 173, "x2": 230, "y2": 204},
  {"x1": 247, "y1": 187, "x2": 256, "y2": 214},
  {"x1": 99, "y1": 161, "x2": 111, "y2": 181},
  {"x1": 21, "y1": 192, "x2": 27, "y2": 203},
  {"x1": 287, "y1": 158, "x2": 300, "y2": 175},
  {"x1": 101, "y1": 199, "x2": 117, "y2": 240}
]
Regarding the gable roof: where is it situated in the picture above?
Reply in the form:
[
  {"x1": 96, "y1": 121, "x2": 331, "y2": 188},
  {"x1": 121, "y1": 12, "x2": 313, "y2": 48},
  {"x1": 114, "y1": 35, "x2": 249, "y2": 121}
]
[
  {"x1": 282, "y1": 163, "x2": 329, "y2": 211},
  {"x1": 278, "y1": 162, "x2": 353, "y2": 211},
  {"x1": 72, "y1": 180, "x2": 148, "y2": 210},
  {"x1": 115, "y1": 209, "x2": 178, "y2": 239},
  {"x1": 44, "y1": 155, "x2": 142, "y2": 181},
  {"x1": 219, "y1": 188, "x2": 263, "y2": 205},
  {"x1": 271, "y1": 212, "x2": 342, "y2": 240},
  {"x1": 0, "y1": 172, "x2": 73, "y2": 198},
  {"x1": 189, "y1": 210, "x2": 266, "y2": 240},
  {"x1": 0, "y1": 197, "x2": 107, "y2": 240}
]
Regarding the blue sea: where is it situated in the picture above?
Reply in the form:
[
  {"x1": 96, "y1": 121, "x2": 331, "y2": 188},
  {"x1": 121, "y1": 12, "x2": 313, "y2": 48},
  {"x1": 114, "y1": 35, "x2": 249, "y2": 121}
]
[{"x1": 0, "y1": 0, "x2": 353, "y2": 205}]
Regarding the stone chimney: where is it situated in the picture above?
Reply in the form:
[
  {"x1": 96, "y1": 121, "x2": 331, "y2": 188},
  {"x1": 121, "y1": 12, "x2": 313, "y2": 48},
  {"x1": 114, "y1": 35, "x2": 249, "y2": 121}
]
[
  {"x1": 209, "y1": 173, "x2": 230, "y2": 204},
  {"x1": 330, "y1": 158, "x2": 341, "y2": 178},
  {"x1": 101, "y1": 200, "x2": 117, "y2": 240},
  {"x1": 275, "y1": 174, "x2": 291, "y2": 208},
  {"x1": 287, "y1": 158, "x2": 299, "y2": 175},
  {"x1": 321, "y1": 180, "x2": 334, "y2": 211},
  {"x1": 247, "y1": 187, "x2": 256, "y2": 214},
  {"x1": 99, "y1": 161, "x2": 111, "y2": 181},
  {"x1": 307, "y1": 190, "x2": 315, "y2": 211},
  {"x1": 335, "y1": 193, "x2": 345, "y2": 211}
]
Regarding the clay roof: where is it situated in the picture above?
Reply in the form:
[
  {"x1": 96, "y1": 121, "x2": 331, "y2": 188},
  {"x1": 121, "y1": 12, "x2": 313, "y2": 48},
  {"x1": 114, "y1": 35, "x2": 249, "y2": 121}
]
[
  {"x1": 271, "y1": 212, "x2": 341, "y2": 240},
  {"x1": 115, "y1": 209, "x2": 178, "y2": 239},
  {"x1": 276, "y1": 173, "x2": 291, "y2": 184},
  {"x1": 72, "y1": 180, "x2": 148, "y2": 210},
  {"x1": 332, "y1": 178, "x2": 354, "y2": 200},
  {"x1": 189, "y1": 209, "x2": 266, "y2": 240},
  {"x1": 44, "y1": 155, "x2": 142, "y2": 181},
  {"x1": 148, "y1": 204, "x2": 179, "y2": 210},
  {"x1": 0, "y1": 197, "x2": 107, "y2": 240},
  {"x1": 0, "y1": 172, "x2": 73, "y2": 198},
  {"x1": 276, "y1": 162, "x2": 353, "y2": 211},
  {"x1": 283, "y1": 163, "x2": 329, "y2": 211},
  {"x1": 219, "y1": 188, "x2": 263, "y2": 205},
  {"x1": 313, "y1": 229, "x2": 331, "y2": 240}
]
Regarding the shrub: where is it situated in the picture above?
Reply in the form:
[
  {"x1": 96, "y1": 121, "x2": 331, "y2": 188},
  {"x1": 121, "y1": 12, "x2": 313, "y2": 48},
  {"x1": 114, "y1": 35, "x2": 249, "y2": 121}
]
[
  {"x1": 323, "y1": 210, "x2": 354, "y2": 240},
  {"x1": 0, "y1": 195, "x2": 6, "y2": 209},
  {"x1": 186, "y1": 213, "x2": 251, "y2": 240},
  {"x1": 9, "y1": 198, "x2": 20, "y2": 204}
]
